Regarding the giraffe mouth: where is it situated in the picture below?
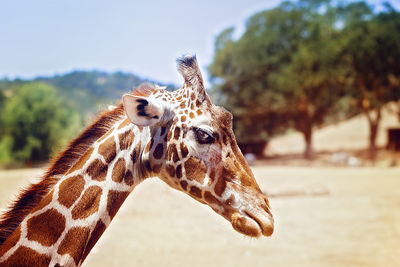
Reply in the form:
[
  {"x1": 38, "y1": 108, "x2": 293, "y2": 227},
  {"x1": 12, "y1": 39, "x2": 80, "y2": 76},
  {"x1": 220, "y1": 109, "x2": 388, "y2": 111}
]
[{"x1": 231, "y1": 210, "x2": 274, "y2": 237}]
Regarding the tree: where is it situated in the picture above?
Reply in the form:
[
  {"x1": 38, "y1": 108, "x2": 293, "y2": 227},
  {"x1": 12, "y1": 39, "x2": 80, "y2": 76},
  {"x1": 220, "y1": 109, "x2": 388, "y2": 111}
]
[
  {"x1": 0, "y1": 82, "x2": 81, "y2": 165},
  {"x1": 209, "y1": 0, "x2": 346, "y2": 158},
  {"x1": 269, "y1": 1, "x2": 349, "y2": 158},
  {"x1": 340, "y1": 2, "x2": 400, "y2": 160},
  {"x1": 208, "y1": 25, "x2": 289, "y2": 152}
]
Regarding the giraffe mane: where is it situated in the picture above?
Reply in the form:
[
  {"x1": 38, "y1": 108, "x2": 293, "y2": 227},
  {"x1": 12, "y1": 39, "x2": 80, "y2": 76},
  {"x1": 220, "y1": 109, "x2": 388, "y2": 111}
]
[{"x1": 0, "y1": 103, "x2": 125, "y2": 245}]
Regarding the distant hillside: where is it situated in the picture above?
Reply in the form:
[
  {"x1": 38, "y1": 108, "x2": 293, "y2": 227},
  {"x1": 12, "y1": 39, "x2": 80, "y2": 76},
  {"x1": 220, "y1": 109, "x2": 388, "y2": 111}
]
[{"x1": 0, "y1": 70, "x2": 177, "y2": 117}]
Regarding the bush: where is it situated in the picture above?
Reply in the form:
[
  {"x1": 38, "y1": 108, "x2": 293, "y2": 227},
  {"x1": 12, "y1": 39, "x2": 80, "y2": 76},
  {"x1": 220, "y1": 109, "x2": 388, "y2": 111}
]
[{"x1": 0, "y1": 82, "x2": 82, "y2": 165}]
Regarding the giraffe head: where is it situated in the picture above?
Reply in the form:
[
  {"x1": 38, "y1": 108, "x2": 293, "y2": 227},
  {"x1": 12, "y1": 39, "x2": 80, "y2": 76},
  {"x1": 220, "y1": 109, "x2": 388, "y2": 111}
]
[{"x1": 122, "y1": 55, "x2": 273, "y2": 237}]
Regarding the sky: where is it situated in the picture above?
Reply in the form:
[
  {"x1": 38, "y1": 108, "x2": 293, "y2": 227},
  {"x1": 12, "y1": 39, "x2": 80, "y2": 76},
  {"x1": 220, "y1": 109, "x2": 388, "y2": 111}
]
[{"x1": 1, "y1": 0, "x2": 399, "y2": 88}]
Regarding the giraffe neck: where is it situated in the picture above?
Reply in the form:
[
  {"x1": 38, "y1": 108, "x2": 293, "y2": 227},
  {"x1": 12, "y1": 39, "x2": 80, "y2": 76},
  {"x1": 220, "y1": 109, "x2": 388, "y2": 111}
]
[{"x1": 0, "y1": 116, "x2": 157, "y2": 266}]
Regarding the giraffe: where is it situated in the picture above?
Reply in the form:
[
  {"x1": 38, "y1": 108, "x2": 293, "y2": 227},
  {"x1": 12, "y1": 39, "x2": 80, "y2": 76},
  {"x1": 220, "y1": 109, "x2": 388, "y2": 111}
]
[{"x1": 0, "y1": 55, "x2": 273, "y2": 266}]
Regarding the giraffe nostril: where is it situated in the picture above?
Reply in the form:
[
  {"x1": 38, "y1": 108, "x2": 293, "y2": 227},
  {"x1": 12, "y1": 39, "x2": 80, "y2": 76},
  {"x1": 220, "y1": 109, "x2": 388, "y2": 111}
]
[
  {"x1": 262, "y1": 204, "x2": 272, "y2": 216},
  {"x1": 264, "y1": 198, "x2": 270, "y2": 207},
  {"x1": 260, "y1": 196, "x2": 272, "y2": 215},
  {"x1": 260, "y1": 195, "x2": 270, "y2": 207}
]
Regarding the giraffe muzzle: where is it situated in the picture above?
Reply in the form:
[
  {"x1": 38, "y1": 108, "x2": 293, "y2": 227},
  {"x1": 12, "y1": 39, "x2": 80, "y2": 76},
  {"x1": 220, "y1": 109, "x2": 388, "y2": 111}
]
[{"x1": 231, "y1": 206, "x2": 274, "y2": 237}]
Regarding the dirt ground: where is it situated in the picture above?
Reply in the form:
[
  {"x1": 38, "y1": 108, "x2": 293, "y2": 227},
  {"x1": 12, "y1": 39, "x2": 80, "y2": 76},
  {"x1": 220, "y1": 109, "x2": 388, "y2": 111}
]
[{"x1": 0, "y1": 166, "x2": 399, "y2": 267}]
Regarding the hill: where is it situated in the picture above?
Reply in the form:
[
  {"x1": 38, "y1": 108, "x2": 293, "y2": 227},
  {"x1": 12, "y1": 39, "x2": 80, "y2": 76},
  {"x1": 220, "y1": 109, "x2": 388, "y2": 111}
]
[{"x1": 0, "y1": 70, "x2": 176, "y2": 117}]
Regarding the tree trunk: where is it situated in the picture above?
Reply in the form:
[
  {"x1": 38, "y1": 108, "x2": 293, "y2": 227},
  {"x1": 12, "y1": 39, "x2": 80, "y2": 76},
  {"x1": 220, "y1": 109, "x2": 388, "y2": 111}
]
[
  {"x1": 397, "y1": 100, "x2": 400, "y2": 123},
  {"x1": 303, "y1": 125, "x2": 313, "y2": 160},
  {"x1": 365, "y1": 108, "x2": 382, "y2": 162},
  {"x1": 368, "y1": 122, "x2": 378, "y2": 161},
  {"x1": 295, "y1": 109, "x2": 314, "y2": 160}
]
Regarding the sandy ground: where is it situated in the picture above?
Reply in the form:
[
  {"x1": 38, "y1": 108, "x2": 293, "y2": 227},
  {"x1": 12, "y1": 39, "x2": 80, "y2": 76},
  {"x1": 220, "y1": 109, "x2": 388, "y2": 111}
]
[
  {"x1": 0, "y1": 166, "x2": 399, "y2": 267},
  {"x1": 267, "y1": 103, "x2": 399, "y2": 155}
]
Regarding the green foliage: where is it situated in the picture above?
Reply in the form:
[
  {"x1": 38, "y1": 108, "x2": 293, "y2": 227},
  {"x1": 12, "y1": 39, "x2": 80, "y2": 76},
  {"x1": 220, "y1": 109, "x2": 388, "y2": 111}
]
[
  {"x1": 340, "y1": 3, "x2": 400, "y2": 107},
  {"x1": 0, "y1": 82, "x2": 82, "y2": 165},
  {"x1": 209, "y1": 0, "x2": 345, "y2": 156},
  {"x1": 338, "y1": 2, "x2": 400, "y2": 159},
  {"x1": 209, "y1": 0, "x2": 400, "y2": 158},
  {"x1": 0, "y1": 136, "x2": 13, "y2": 166}
]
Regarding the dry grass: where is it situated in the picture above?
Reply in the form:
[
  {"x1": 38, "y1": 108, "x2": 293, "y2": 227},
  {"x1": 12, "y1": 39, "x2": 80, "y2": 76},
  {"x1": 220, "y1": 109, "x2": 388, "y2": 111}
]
[{"x1": 0, "y1": 166, "x2": 399, "y2": 267}]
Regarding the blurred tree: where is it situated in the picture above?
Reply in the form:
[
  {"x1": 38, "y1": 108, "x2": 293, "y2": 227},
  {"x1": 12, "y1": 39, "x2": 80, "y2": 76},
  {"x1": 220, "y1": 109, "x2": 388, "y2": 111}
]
[
  {"x1": 269, "y1": 1, "x2": 349, "y2": 158},
  {"x1": 340, "y1": 2, "x2": 400, "y2": 160},
  {"x1": 0, "y1": 82, "x2": 81, "y2": 165},
  {"x1": 209, "y1": 0, "x2": 346, "y2": 158}
]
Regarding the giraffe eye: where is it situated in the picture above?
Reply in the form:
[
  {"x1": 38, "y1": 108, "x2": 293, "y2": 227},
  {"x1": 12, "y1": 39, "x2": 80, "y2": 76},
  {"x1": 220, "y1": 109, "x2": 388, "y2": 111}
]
[{"x1": 193, "y1": 128, "x2": 215, "y2": 144}]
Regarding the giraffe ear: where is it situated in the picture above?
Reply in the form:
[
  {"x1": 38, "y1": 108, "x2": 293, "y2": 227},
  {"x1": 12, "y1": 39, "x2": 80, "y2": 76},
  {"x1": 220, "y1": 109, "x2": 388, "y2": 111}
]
[{"x1": 122, "y1": 94, "x2": 164, "y2": 127}]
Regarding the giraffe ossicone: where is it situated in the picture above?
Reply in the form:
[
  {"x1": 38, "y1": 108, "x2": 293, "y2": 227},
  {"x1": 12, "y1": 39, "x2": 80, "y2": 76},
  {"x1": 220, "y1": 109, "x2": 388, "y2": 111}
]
[{"x1": 0, "y1": 55, "x2": 273, "y2": 266}]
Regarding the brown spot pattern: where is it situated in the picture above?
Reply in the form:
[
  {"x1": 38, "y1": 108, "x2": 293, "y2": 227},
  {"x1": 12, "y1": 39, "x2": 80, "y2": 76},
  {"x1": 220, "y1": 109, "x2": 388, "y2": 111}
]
[
  {"x1": 58, "y1": 175, "x2": 85, "y2": 208},
  {"x1": 27, "y1": 209, "x2": 65, "y2": 246},
  {"x1": 168, "y1": 143, "x2": 180, "y2": 162},
  {"x1": 112, "y1": 158, "x2": 126, "y2": 183},
  {"x1": 184, "y1": 156, "x2": 206, "y2": 184},
  {"x1": 71, "y1": 186, "x2": 102, "y2": 220},
  {"x1": 222, "y1": 134, "x2": 228, "y2": 145},
  {"x1": 167, "y1": 130, "x2": 172, "y2": 141},
  {"x1": 98, "y1": 136, "x2": 116, "y2": 163},
  {"x1": 82, "y1": 220, "x2": 106, "y2": 262},
  {"x1": 180, "y1": 143, "x2": 189, "y2": 158},
  {"x1": 204, "y1": 191, "x2": 220, "y2": 205},
  {"x1": 0, "y1": 104, "x2": 125, "y2": 247},
  {"x1": 167, "y1": 165, "x2": 175, "y2": 177},
  {"x1": 57, "y1": 227, "x2": 90, "y2": 265},
  {"x1": 180, "y1": 180, "x2": 188, "y2": 191},
  {"x1": 209, "y1": 169, "x2": 216, "y2": 185},
  {"x1": 144, "y1": 161, "x2": 152, "y2": 172},
  {"x1": 67, "y1": 147, "x2": 94, "y2": 174},
  {"x1": 189, "y1": 186, "x2": 202, "y2": 199},
  {"x1": 119, "y1": 131, "x2": 134, "y2": 151},
  {"x1": 131, "y1": 144, "x2": 139, "y2": 163},
  {"x1": 124, "y1": 170, "x2": 134, "y2": 186},
  {"x1": 181, "y1": 115, "x2": 187, "y2": 122},
  {"x1": 86, "y1": 159, "x2": 108, "y2": 181},
  {"x1": 153, "y1": 144, "x2": 164, "y2": 159},
  {"x1": 214, "y1": 177, "x2": 226, "y2": 197},
  {"x1": 107, "y1": 190, "x2": 129, "y2": 219},
  {"x1": 2, "y1": 246, "x2": 51, "y2": 266},
  {"x1": 152, "y1": 163, "x2": 162, "y2": 173},
  {"x1": 174, "y1": 127, "x2": 181, "y2": 140},
  {"x1": 176, "y1": 164, "x2": 182, "y2": 179}
]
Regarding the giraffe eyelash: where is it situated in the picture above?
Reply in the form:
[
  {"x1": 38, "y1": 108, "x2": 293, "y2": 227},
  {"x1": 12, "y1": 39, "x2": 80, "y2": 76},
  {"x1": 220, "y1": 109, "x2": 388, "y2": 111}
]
[{"x1": 192, "y1": 127, "x2": 215, "y2": 144}]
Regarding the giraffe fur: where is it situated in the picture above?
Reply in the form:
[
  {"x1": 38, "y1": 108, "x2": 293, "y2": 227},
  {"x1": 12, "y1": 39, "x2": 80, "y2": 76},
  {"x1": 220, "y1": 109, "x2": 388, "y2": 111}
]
[{"x1": 0, "y1": 55, "x2": 273, "y2": 266}]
